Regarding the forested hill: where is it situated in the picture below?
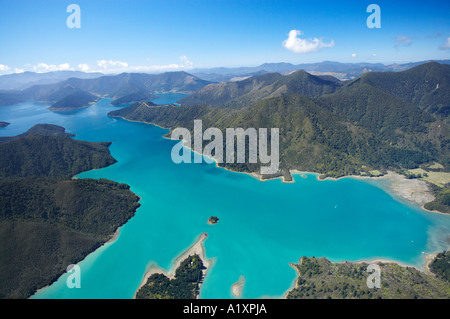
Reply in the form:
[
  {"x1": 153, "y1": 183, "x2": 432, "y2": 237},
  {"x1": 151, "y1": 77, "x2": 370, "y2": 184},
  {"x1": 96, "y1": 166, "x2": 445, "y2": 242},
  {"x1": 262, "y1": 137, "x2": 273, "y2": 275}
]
[
  {"x1": 349, "y1": 62, "x2": 450, "y2": 119},
  {"x1": 179, "y1": 69, "x2": 342, "y2": 107},
  {"x1": 0, "y1": 125, "x2": 140, "y2": 298},
  {"x1": 0, "y1": 124, "x2": 116, "y2": 178},
  {"x1": 108, "y1": 62, "x2": 449, "y2": 180},
  {"x1": 286, "y1": 256, "x2": 450, "y2": 299}
]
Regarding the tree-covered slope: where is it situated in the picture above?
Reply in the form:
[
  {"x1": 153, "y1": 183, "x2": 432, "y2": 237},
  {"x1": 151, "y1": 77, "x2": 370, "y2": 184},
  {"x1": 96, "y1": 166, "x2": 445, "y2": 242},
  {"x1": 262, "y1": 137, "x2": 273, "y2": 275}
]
[
  {"x1": 0, "y1": 177, "x2": 140, "y2": 299},
  {"x1": 0, "y1": 134, "x2": 116, "y2": 178},
  {"x1": 0, "y1": 125, "x2": 140, "y2": 298},
  {"x1": 286, "y1": 256, "x2": 450, "y2": 299},
  {"x1": 109, "y1": 87, "x2": 446, "y2": 178},
  {"x1": 179, "y1": 70, "x2": 341, "y2": 108},
  {"x1": 352, "y1": 62, "x2": 450, "y2": 119}
]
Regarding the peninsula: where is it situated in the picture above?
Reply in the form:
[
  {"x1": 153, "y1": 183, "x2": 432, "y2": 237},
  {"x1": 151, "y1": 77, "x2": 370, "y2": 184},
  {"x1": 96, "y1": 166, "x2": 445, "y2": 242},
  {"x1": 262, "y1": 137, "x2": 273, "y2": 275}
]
[
  {"x1": 286, "y1": 255, "x2": 450, "y2": 299},
  {"x1": 135, "y1": 233, "x2": 211, "y2": 299},
  {"x1": 0, "y1": 124, "x2": 141, "y2": 299}
]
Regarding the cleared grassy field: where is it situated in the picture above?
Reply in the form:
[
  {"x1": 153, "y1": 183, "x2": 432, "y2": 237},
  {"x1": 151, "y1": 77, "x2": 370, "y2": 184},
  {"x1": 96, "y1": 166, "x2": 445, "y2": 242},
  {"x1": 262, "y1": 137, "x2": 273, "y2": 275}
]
[
  {"x1": 408, "y1": 168, "x2": 450, "y2": 188},
  {"x1": 427, "y1": 162, "x2": 444, "y2": 170}
]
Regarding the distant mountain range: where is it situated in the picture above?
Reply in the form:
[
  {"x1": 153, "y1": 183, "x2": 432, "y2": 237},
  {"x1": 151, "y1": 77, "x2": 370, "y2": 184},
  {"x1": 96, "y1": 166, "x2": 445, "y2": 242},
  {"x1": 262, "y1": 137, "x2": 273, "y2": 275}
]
[
  {"x1": 0, "y1": 71, "x2": 104, "y2": 91},
  {"x1": 191, "y1": 59, "x2": 450, "y2": 82},
  {"x1": 0, "y1": 71, "x2": 211, "y2": 109}
]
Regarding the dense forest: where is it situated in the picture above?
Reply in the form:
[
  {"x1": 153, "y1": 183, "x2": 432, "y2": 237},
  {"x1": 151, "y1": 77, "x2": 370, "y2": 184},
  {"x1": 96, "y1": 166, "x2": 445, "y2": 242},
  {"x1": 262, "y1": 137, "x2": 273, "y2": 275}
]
[
  {"x1": 429, "y1": 251, "x2": 450, "y2": 282},
  {"x1": 135, "y1": 254, "x2": 205, "y2": 299},
  {"x1": 0, "y1": 124, "x2": 140, "y2": 298},
  {"x1": 287, "y1": 256, "x2": 450, "y2": 299}
]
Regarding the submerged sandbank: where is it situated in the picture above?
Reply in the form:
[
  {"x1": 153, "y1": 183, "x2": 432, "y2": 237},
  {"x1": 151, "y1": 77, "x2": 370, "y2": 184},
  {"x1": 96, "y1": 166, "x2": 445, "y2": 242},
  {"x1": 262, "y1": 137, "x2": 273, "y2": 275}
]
[{"x1": 231, "y1": 275, "x2": 246, "y2": 298}]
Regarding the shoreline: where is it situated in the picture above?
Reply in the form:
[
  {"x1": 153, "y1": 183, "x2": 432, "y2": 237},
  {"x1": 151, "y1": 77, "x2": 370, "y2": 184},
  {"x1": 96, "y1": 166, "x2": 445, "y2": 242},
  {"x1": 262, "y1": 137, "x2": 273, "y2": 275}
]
[
  {"x1": 111, "y1": 114, "x2": 447, "y2": 215},
  {"x1": 133, "y1": 232, "x2": 212, "y2": 299},
  {"x1": 283, "y1": 252, "x2": 442, "y2": 299}
]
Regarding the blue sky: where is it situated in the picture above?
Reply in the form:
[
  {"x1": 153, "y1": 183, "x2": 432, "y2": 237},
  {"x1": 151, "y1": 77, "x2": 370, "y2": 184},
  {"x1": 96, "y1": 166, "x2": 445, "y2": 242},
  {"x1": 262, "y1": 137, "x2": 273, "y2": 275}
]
[{"x1": 0, "y1": 0, "x2": 449, "y2": 74}]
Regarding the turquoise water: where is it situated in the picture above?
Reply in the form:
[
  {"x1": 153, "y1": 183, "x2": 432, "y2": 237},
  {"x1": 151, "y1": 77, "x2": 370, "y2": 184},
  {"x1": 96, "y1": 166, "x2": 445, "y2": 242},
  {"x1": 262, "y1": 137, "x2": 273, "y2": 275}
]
[{"x1": 0, "y1": 98, "x2": 449, "y2": 299}]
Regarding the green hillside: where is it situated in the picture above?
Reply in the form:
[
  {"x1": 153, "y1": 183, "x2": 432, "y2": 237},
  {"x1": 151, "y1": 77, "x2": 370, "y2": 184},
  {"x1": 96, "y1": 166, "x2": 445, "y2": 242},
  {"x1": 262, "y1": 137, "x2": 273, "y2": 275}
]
[
  {"x1": 179, "y1": 69, "x2": 341, "y2": 108},
  {"x1": 286, "y1": 256, "x2": 450, "y2": 299},
  {"x1": 0, "y1": 125, "x2": 140, "y2": 298},
  {"x1": 353, "y1": 62, "x2": 450, "y2": 119}
]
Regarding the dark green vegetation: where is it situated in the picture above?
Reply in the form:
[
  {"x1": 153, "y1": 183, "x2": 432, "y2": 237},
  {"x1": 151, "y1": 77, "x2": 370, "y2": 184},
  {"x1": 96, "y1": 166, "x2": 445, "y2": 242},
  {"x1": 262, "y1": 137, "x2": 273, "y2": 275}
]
[
  {"x1": 287, "y1": 256, "x2": 450, "y2": 299},
  {"x1": 0, "y1": 125, "x2": 116, "y2": 178},
  {"x1": 424, "y1": 185, "x2": 450, "y2": 214},
  {"x1": 429, "y1": 251, "x2": 450, "y2": 282},
  {"x1": 48, "y1": 89, "x2": 100, "y2": 111},
  {"x1": 110, "y1": 62, "x2": 450, "y2": 182},
  {"x1": 0, "y1": 124, "x2": 140, "y2": 298},
  {"x1": 135, "y1": 254, "x2": 205, "y2": 299},
  {"x1": 0, "y1": 121, "x2": 9, "y2": 128},
  {"x1": 353, "y1": 62, "x2": 450, "y2": 120}
]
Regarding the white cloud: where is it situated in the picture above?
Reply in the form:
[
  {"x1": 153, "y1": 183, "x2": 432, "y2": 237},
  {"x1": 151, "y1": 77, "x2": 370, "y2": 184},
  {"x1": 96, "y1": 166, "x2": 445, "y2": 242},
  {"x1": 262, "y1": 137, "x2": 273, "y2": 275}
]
[
  {"x1": 83, "y1": 56, "x2": 195, "y2": 73},
  {"x1": 283, "y1": 30, "x2": 334, "y2": 53},
  {"x1": 351, "y1": 53, "x2": 357, "y2": 58},
  {"x1": 179, "y1": 56, "x2": 194, "y2": 69},
  {"x1": 96, "y1": 59, "x2": 129, "y2": 70},
  {"x1": 395, "y1": 35, "x2": 412, "y2": 47},
  {"x1": 439, "y1": 36, "x2": 450, "y2": 50},
  {"x1": 58, "y1": 63, "x2": 71, "y2": 71},
  {"x1": 78, "y1": 63, "x2": 90, "y2": 72},
  {"x1": 0, "y1": 64, "x2": 10, "y2": 72},
  {"x1": 32, "y1": 62, "x2": 74, "y2": 73}
]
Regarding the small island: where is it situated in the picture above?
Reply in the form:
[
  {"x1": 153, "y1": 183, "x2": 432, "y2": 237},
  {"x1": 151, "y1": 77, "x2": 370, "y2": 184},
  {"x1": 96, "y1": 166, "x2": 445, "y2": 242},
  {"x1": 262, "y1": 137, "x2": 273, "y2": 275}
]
[
  {"x1": 207, "y1": 216, "x2": 219, "y2": 225},
  {"x1": 0, "y1": 122, "x2": 9, "y2": 128}
]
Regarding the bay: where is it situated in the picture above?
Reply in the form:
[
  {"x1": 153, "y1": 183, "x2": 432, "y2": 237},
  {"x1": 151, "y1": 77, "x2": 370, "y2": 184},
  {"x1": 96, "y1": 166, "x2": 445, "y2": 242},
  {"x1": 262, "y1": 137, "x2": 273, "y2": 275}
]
[{"x1": 0, "y1": 97, "x2": 448, "y2": 299}]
